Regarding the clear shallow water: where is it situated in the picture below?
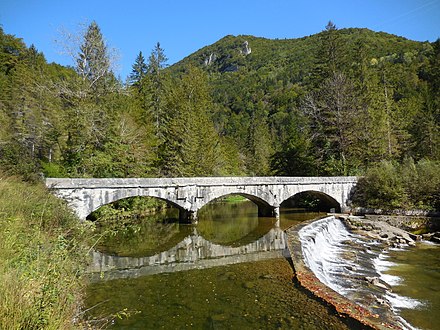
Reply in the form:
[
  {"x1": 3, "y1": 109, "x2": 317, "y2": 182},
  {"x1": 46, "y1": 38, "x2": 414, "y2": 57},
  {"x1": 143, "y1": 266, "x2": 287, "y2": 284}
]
[
  {"x1": 85, "y1": 258, "x2": 356, "y2": 329},
  {"x1": 84, "y1": 201, "x2": 357, "y2": 329},
  {"x1": 380, "y1": 242, "x2": 440, "y2": 330}
]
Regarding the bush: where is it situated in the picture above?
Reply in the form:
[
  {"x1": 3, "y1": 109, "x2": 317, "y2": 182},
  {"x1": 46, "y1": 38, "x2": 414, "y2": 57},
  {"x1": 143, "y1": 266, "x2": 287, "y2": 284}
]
[
  {"x1": 41, "y1": 162, "x2": 67, "y2": 178},
  {"x1": 352, "y1": 159, "x2": 440, "y2": 211}
]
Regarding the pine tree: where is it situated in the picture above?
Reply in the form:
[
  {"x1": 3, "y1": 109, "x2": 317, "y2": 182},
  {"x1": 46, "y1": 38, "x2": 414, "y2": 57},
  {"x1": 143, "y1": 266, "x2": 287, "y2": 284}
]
[
  {"x1": 302, "y1": 72, "x2": 361, "y2": 174},
  {"x1": 59, "y1": 21, "x2": 119, "y2": 176},
  {"x1": 158, "y1": 66, "x2": 221, "y2": 177},
  {"x1": 147, "y1": 42, "x2": 168, "y2": 140},
  {"x1": 414, "y1": 39, "x2": 440, "y2": 160},
  {"x1": 309, "y1": 21, "x2": 343, "y2": 89},
  {"x1": 246, "y1": 99, "x2": 272, "y2": 175},
  {"x1": 76, "y1": 21, "x2": 113, "y2": 98},
  {"x1": 129, "y1": 51, "x2": 148, "y2": 87}
]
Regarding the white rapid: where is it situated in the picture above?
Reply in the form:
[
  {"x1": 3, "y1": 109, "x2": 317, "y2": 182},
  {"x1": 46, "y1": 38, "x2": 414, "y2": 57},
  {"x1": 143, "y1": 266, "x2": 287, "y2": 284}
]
[
  {"x1": 298, "y1": 216, "x2": 423, "y2": 330},
  {"x1": 299, "y1": 216, "x2": 359, "y2": 294}
]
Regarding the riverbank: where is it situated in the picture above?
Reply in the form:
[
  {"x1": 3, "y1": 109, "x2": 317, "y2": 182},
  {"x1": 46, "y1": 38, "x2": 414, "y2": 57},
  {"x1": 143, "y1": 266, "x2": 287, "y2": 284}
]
[
  {"x1": 0, "y1": 175, "x2": 91, "y2": 329},
  {"x1": 359, "y1": 214, "x2": 440, "y2": 241}
]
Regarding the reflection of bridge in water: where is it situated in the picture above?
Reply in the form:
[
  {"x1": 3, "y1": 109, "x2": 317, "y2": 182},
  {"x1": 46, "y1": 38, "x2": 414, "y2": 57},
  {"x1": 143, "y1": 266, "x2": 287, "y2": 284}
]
[{"x1": 88, "y1": 226, "x2": 289, "y2": 281}]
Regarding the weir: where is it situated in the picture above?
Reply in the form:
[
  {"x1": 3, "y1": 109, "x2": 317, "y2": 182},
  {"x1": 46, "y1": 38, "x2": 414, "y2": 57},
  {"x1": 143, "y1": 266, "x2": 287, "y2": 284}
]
[{"x1": 289, "y1": 216, "x2": 422, "y2": 330}]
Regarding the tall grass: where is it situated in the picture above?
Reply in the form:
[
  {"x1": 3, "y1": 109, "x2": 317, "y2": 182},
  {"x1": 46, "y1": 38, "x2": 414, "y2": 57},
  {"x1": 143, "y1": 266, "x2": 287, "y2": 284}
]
[{"x1": 0, "y1": 175, "x2": 91, "y2": 329}]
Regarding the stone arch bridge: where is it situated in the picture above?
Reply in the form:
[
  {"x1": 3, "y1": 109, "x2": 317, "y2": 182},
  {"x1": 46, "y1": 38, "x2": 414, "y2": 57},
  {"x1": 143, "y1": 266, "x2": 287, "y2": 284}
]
[{"x1": 45, "y1": 177, "x2": 357, "y2": 222}]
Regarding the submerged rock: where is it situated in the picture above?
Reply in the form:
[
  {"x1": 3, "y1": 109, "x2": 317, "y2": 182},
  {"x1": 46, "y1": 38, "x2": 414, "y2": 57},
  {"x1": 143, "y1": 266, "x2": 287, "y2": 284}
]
[
  {"x1": 365, "y1": 276, "x2": 392, "y2": 291},
  {"x1": 375, "y1": 297, "x2": 391, "y2": 308},
  {"x1": 242, "y1": 281, "x2": 256, "y2": 289},
  {"x1": 422, "y1": 232, "x2": 440, "y2": 243}
]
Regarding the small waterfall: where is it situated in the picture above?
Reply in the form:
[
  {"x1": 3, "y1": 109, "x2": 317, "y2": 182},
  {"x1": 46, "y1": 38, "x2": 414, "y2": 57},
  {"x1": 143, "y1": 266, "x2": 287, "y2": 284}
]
[
  {"x1": 298, "y1": 216, "x2": 423, "y2": 330},
  {"x1": 299, "y1": 216, "x2": 358, "y2": 294}
]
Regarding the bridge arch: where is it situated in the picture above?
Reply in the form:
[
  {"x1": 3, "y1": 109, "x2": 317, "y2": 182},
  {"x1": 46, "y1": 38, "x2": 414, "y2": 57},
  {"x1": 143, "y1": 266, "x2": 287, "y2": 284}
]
[
  {"x1": 280, "y1": 190, "x2": 341, "y2": 213},
  {"x1": 61, "y1": 187, "x2": 194, "y2": 222},
  {"x1": 195, "y1": 191, "x2": 277, "y2": 217},
  {"x1": 86, "y1": 194, "x2": 185, "y2": 221}
]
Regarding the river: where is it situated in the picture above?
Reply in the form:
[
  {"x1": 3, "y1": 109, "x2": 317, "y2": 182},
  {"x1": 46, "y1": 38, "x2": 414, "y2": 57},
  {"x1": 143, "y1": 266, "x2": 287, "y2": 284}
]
[
  {"x1": 377, "y1": 241, "x2": 440, "y2": 330},
  {"x1": 84, "y1": 200, "x2": 361, "y2": 329},
  {"x1": 83, "y1": 199, "x2": 439, "y2": 329}
]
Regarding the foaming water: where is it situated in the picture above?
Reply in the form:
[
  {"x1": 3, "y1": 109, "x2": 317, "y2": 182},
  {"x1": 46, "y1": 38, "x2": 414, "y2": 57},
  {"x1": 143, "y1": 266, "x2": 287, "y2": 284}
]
[
  {"x1": 375, "y1": 252, "x2": 425, "y2": 313},
  {"x1": 299, "y1": 216, "x2": 357, "y2": 293},
  {"x1": 374, "y1": 255, "x2": 402, "y2": 285},
  {"x1": 375, "y1": 242, "x2": 440, "y2": 330},
  {"x1": 298, "y1": 216, "x2": 428, "y2": 330}
]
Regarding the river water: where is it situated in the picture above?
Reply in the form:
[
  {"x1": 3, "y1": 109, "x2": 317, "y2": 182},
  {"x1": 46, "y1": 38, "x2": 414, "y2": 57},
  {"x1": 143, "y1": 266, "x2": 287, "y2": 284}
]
[
  {"x1": 377, "y1": 242, "x2": 440, "y2": 330},
  {"x1": 84, "y1": 201, "x2": 359, "y2": 329},
  {"x1": 84, "y1": 200, "x2": 439, "y2": 329}
]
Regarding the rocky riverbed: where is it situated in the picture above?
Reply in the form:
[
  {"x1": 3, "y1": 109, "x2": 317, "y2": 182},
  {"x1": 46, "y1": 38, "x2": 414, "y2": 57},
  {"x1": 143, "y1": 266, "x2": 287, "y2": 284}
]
[
  {"x1": 359, "y1": 214, "x2": 440, "y2": 240},
  {"x1": 341, "y1": 216, "x2": 420, "y2": 248}
]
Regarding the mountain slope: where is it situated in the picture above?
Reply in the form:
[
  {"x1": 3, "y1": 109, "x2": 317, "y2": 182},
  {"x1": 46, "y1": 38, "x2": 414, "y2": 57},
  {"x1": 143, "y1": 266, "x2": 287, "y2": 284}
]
[
  {"x1": 172, "y1": 28, "x2": 426, "y2": 76},
  {"x1": 167, "y1": 28, "x2": 437, "y2": 175}
]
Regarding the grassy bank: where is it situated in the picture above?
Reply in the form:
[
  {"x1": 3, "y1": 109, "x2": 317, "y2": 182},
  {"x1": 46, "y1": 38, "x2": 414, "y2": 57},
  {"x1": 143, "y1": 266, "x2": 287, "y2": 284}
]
[{"x1": 0, "y1": 175, "x2": 91, "y2": 329}]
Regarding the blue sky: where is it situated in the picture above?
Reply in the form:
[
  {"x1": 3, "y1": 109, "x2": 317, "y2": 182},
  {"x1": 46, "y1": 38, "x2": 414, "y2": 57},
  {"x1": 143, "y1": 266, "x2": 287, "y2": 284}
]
[{"x1": 1, "y1": 0, "x2": 439, "y2": 79}]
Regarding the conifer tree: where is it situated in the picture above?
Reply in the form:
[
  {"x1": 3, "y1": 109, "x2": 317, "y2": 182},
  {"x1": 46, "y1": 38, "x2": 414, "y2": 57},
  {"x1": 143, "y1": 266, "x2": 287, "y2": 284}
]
[
  {"x1": 76, "y1": 21, "x2": 113, "y2": 98},
  {"x1": 246, "y1": 99, "x2": 272, "y2": 175},
  {"x1": 61, "y1": 21, "x2": 118, "y2": 176},
  {"x1": 129, "y1": 51, "x2": 148, "y2": 87},
  {"x1": 309, "y1": 21, "x2": 343, "y2": 89},
  {"x1": 147, "y1": 42, "x2": 168, "y2": 140},
  {"x1": 158, "y1": 66, "x2": 221, "y2": 176}
]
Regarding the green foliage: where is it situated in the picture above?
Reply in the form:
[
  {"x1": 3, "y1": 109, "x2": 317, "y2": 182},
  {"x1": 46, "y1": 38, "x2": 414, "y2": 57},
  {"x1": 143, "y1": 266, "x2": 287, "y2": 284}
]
[
  {"x1": 0, "y1": 25, "x2": 439, "y2": 180},
  {"x1": 76, "y1": 21, "x2": 115, "y2": 99},
  {"x1": 41, "y1": 162, "x2": 67, "y2": 178},
  {"x1": 170, "y1": 27, "x2": 438, "y2": 176},
  {"x1": 352, "y1": 159, "x2": 440, "y2": 211},
  {"x1": 157, "y1": 65, "x2": 224, "y2": 176},
  {"x1": 88, "y1": 196, "x2": 167, "y2": 221},
  {"x1": 128, "y1": 51, "x2": 147, "y2": 86},
  {"x1": 353, "y1": 161, "x2": 408, "y2": 209}
]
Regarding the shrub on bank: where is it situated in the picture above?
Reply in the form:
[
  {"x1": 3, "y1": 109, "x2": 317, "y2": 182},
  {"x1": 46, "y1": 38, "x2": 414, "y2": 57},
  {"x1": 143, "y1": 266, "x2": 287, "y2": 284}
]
[
  {"x1": 352, "y1": 159, "x2": 440, "y2": 212},
  {"x1": 0, "y1": 175, "x2": 90, "y2": 329}
]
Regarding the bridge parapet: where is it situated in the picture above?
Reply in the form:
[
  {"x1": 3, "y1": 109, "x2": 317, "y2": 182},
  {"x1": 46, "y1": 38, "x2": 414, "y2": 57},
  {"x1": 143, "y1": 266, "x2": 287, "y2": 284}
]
[{"x1": 46, "y1": 176, "x2": 357, "y2": 188}]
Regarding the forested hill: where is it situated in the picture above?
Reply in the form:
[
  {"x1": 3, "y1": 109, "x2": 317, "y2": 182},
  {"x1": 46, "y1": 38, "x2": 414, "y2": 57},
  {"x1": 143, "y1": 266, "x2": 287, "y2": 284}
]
[
  {"x1": 168, "y1": 27, "x2": 438, "y2": 175},
  {"x1": 173, "y1": 28, "x2": 424, "y2": 76},
  {"x1": 0, "y1": 23, "x2": 439, "y2": 181}
]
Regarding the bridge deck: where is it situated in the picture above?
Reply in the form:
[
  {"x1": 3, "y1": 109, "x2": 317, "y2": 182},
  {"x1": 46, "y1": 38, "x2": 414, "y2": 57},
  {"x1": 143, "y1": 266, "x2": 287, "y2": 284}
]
[{"x1": 46, "y1": 176, "x2": 358, "y2": 189}]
